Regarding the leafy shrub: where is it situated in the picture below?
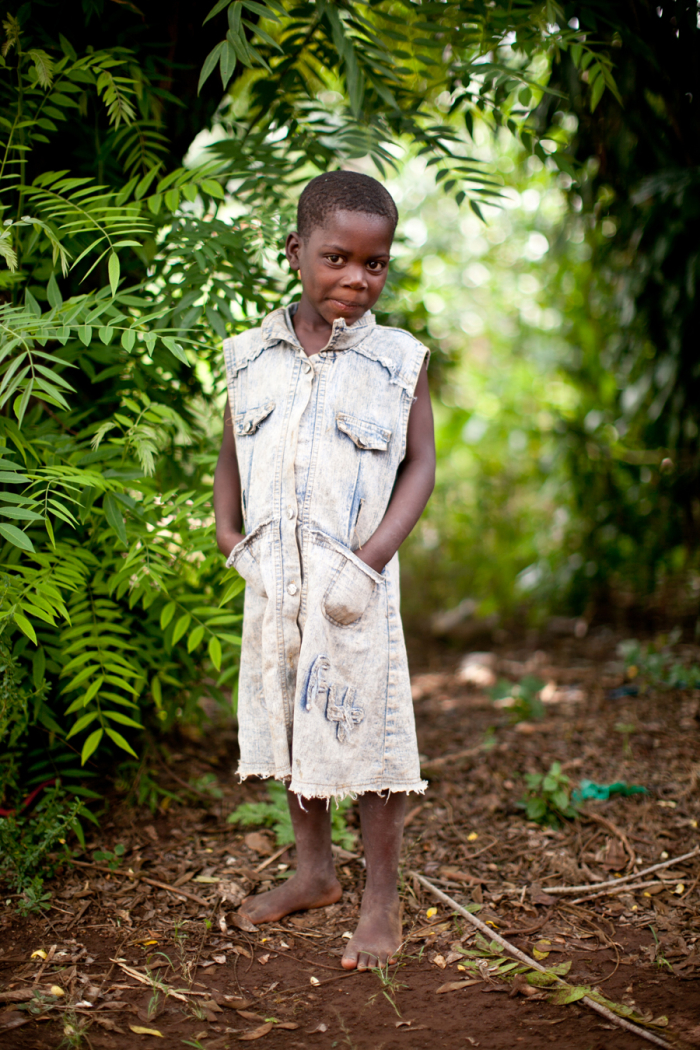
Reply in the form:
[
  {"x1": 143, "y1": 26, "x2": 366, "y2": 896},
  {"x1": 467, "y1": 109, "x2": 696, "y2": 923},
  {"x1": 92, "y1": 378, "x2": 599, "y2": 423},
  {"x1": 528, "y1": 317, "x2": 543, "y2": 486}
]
[
  {"x1": 227, "y1": 781, "x2": 356, "y2": 851},
  {"x1": 520, "y1": 761, "x2": 578, "y2": 827}
]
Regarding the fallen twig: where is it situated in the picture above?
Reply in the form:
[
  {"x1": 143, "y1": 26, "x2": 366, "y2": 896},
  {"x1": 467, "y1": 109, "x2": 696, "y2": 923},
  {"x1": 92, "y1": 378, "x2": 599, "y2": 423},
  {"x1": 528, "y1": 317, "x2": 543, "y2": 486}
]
[
  {"x1": 569, "y1": 880, "x2": 677, "y2": 905},
  {"x1": 411, "y1": 871, "x2": 673, "y2": 1050},
  {"x1": 68, "y1": 859, "x2": 210, "y2": 907},
  {"x1": 254, "y1": 844, "x2": 291, "y2": 873},
  {"x1": 544, "y1": 847, "x2": 699, "y2": 895},
  {"x1": 420, "y1": 745, "x2": 482, "y2": 771}
]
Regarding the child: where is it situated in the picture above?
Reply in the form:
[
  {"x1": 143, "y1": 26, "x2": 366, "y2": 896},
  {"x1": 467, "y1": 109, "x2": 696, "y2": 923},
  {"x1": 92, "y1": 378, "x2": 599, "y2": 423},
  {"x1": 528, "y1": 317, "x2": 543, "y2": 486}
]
[{"x1": 213, "y1": 170, "x2": 435, "y2": 971}]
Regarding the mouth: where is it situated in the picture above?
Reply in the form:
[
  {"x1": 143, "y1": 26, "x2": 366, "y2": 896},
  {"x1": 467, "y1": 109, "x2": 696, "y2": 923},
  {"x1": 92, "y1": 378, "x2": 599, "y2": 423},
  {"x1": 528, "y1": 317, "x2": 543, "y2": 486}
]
[{"x1": 328, "y1": 298, "x2": 364, "y2": 313}]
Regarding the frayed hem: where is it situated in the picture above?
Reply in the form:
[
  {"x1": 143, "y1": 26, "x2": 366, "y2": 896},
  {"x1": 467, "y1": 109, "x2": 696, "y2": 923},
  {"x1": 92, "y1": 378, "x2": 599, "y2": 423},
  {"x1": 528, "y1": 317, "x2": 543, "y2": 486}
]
[
  {"x1": 287, "y1": 779, "x2": 428, "y2": 805},
  {"x1": 237, "y1": 767, "x2": 291, "y2": 785}
]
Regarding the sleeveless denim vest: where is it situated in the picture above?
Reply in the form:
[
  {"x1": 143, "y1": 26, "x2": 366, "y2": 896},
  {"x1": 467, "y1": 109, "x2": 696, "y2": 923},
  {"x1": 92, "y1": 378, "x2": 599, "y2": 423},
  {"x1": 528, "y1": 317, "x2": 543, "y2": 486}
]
[{"x1": 223, "y1": 304, "x2": 428, "y2": 800}]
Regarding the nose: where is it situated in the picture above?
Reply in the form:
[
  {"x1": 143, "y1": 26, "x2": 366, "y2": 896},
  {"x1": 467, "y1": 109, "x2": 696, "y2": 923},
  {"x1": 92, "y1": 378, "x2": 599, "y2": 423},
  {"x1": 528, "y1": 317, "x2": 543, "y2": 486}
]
[{"x1": 340, "y1": 264, "x2": 368, "y2": 290}]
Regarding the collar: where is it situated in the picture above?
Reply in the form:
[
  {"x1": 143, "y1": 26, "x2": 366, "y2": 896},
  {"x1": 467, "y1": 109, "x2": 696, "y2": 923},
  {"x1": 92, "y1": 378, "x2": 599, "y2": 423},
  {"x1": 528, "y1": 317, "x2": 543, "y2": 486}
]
[{"x1": 260, "y1": 302, "x2": 376, "y2": 353}]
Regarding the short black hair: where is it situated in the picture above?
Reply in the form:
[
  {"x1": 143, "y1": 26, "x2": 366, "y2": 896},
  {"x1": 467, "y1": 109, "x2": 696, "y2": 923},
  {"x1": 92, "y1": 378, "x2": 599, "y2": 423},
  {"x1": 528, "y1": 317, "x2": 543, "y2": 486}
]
[{"x1": 297, "y1": 170, "x2": 398, "y2": 240}]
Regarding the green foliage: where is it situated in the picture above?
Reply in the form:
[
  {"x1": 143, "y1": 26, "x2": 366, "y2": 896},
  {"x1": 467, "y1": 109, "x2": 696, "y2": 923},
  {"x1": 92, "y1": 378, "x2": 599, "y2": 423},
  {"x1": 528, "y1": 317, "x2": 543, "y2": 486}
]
[
  {"x1": 490, "y1": 675, "x2": 545, "y2": 723},
  {"x1": 618, "y1": 635, "x2": 700, "y2": 692},
  {"x1": 92, "y1": 841, "x2": 125, "y2": 870},
  {"x1": 0, "y1": 781, "x2": 84, "y2": 906},
  {"x1": 227, "y1": 780, "x2": 356, "y2": 850},
  {"x1": 521, "y1": 761, "x2": 578, "y2": 827}
]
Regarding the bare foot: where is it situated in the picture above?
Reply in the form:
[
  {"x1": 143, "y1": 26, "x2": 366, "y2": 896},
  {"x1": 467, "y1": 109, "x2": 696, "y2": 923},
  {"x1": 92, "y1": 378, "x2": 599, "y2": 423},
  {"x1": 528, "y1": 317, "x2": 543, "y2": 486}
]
[
  {"x1": 341, "y1": 890, "x2": 402, "y2": 971},
  {"x1": 239, "y1": 870, "x2": 341, "y2": 925}
]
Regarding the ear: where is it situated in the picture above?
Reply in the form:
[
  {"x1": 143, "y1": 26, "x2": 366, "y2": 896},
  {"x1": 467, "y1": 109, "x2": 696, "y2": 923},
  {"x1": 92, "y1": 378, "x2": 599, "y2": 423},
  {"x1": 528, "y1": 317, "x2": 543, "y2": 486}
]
[{"x1": 285, "y1": 230, "x2": 302, "y2": 271}]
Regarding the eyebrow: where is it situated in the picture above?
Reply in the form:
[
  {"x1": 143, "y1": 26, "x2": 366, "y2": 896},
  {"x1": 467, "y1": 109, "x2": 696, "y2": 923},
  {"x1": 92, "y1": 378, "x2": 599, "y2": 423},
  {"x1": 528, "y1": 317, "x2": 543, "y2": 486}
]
[{"x1": 320, "y1": 243, "x2": 390, "y2": 257}]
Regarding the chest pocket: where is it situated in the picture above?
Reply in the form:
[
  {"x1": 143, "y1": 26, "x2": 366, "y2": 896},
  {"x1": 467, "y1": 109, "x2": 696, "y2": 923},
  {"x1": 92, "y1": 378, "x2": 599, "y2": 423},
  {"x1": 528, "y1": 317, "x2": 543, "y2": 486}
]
[
  {"x1": 235, "y1": 402, "x2": 275, "y2": 436},
  {"x1": 336, "y1": 413, "x2": 391, "y2": 451}
]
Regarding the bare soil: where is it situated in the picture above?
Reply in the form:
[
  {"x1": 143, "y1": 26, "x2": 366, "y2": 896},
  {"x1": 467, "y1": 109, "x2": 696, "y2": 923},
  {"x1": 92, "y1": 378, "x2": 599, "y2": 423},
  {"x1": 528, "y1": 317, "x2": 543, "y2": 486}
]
[{"x1": 2, "y1": 628, "x2": 700, "y2": 1049}]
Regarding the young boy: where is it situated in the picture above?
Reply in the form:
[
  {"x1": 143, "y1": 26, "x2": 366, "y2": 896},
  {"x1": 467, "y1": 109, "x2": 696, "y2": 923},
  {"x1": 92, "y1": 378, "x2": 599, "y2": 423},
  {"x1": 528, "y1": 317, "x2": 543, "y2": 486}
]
[{"x1": 214, "y1": 170, "x2": 435, "y2": 971}]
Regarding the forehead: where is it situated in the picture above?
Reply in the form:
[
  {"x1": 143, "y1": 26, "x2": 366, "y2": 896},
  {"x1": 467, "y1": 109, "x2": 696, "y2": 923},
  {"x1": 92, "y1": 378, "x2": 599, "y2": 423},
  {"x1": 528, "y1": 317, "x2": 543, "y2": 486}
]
[{"x1": 308, "y1": 209, "x2": 394, "y2": 252}]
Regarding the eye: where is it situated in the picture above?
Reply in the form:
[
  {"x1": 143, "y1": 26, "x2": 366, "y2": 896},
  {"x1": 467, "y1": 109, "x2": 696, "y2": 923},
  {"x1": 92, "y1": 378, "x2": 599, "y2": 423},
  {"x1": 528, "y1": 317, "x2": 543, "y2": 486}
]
[
  {"x1": 367, "y1": 260, "x2": 386, "y2": 273},
  {"x1": 326, "y1": 254, "x2": 343, "y2": 264}
]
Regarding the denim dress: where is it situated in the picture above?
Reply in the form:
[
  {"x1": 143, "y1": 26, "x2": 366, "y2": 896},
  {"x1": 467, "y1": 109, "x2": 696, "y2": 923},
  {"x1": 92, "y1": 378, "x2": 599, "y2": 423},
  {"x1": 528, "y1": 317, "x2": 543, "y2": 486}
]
[{"x1": 223, "y1": 304, "x2": 428, "y2": 800}]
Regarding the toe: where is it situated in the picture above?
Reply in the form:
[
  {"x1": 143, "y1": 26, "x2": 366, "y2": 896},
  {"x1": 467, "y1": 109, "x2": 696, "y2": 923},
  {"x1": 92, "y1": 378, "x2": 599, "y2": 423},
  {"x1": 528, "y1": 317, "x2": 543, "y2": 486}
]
[{"x1": 341, "y1": 951, "x2": 358, "y2": 971}]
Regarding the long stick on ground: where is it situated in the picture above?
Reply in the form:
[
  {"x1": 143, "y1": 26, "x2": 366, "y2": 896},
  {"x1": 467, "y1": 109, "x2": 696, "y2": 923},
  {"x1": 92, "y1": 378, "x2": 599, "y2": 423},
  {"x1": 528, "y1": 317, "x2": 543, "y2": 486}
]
[
  {"x1": 412, "y1": 871, "x2": 673, "y2": 1050},
  {"x1": 544, "y1": 847, "x2": 699, "y2": 895}
]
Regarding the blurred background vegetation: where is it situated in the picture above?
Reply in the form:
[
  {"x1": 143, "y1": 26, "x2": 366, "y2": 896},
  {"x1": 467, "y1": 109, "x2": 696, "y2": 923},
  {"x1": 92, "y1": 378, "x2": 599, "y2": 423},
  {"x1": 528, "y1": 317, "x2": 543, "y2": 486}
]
[{"x1": 0, "y1": 0, "x2": 698, "y2": 895}]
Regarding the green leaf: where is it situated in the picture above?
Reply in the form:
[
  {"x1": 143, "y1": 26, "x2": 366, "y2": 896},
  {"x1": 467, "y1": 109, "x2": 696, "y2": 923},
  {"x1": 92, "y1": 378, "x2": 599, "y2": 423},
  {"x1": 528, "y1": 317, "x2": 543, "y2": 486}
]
[
  {"x1": 32, "y1": 646, "x2": 46, "y2": 687},
  {"x1": 105, "y1": 726, "x2": 138, "y2": 757},
  {"x1": 79, "y1": 325, "x2": 92, "y2": 346},
  {"x1": 103, "y1": 493, "x2": 128, "y2": 547},
  {"x1": 590, "y1": 69, "x2": 606, "y2": 112},
  {"x1": 198, "y1": 41, "x2": 225, "y2": 93},
  {"x1": 67, "y1": 711, "x2": 99, "y2": 738},
  {"x1": 187, "y1": 623, "x2": 205, "y2": 652},
  {"x1": 47, "y1": 272, "x2": 63, "y2": 309},
  {"x1": 121, "y1": 329, "x2": 136, "y2": 351},
  {"x1": 208, "y1": 635, "x2": 222, "y2": 670},
  {"x1": 99, "y1": 326, "x2": 115, "y2": 344},
  {"x1": 172, "y1": 613, "x2": 191, "y2": 645},
  {"x1": 160, "y1": 601, "x2": 176, "y2": 629},
  {"x1": 0, "y1": 522, "x2": 35, "y2": 551},
  {"x1": 81, "y1": 728, "x2": 104, "y2": 764},
  {"x1": 108, "y1": 251, "x2": 120, "y2": 296},
  {"x1": 162, "y1": 337, "x2": 189, "y2": 365},
  {"x1": 219, "y1": 575, "x2": 245, "y2": 605},
  {"x1": 104, "y1": 710, "x2": 144, "y2": 729},
  {"x1": 550, "y1": 984, "x2": 589, "y2": 1005},
  {"x1": 14, "y1": 612, "x2": 37, "y2": 644}
]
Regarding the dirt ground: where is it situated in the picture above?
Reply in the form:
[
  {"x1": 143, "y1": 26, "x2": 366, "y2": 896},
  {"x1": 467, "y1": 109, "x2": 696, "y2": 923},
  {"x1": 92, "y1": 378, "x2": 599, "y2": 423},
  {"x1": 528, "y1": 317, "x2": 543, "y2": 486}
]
[{"x1": 2, "y1": 627, "x2": 700, "y2": 1050}]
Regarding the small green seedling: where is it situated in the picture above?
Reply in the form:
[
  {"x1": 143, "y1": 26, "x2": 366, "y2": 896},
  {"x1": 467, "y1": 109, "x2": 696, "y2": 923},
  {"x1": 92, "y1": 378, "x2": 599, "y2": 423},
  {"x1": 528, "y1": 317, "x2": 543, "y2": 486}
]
[
  {"x1": 93, "y1": 843, "x2": 126, "y2": 870},
  {"x1": 521, "y1": 761, "x2": 578, "y2": 827}
]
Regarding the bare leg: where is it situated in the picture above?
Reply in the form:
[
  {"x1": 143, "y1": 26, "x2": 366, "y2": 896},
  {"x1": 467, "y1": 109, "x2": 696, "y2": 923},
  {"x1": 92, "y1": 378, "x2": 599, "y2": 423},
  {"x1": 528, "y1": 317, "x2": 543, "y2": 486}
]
[
  {"x1": 341, "y1": 791, "x2": 406, "y2": 971},
  {"x1": 238, "y1": 788, "x2": 341, "y2": 924}
]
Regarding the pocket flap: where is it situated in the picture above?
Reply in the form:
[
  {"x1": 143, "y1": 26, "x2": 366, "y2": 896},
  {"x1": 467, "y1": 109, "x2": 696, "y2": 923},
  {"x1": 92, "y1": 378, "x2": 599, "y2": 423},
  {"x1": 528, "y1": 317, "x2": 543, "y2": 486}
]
[
  {"x1": 336, "y1": 413, "x2": 391, "y2": 451},
  {"x1": 234, "y1": 402, "x2": 275, "y2": 436}
]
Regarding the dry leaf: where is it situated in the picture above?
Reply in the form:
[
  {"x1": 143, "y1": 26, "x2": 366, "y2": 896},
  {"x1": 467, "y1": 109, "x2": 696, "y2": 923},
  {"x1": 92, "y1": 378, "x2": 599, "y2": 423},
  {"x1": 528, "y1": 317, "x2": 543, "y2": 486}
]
[
  {"x1": 529, "y1": 884, "x2": 556, "y2": 906},
  {"x1": 237, "y1": 1011, "x2": 266, "y2": 1022},
  {"x1": 445, "y1": 951, "x2": 462, "y2": 965},
  {"x1": 436, "y1": 979, "x2": 480, "y2": 994},
  {"x1": 222, "y1": 997, "x2": 253, "y2": 1010},
  {"x1": 277, "y1": 1022, "x2": 299, "y2": 1030},
  {"x1": 129, "y1": 1024, "x2": 164, "y2": 1037},
  {"x1": 432, "y1": 954, "x2": 447, "y2": 969},
  {"x1": 239, "y1": 1022, "x2": 273, "y2": 1040},
  {"x1": 307, "y1": 1022, "x2": 328, "y2": 1033},
  {"x1": 244, "y1": 831, "x2": 273, "y2": 855},
  {"x1": 232, "y1": 912, "x2": 258, "y2": 934},
  {"x1": 31, "y1": 949, "x2": 47, "y2": 960},
  {"x1": 231, "y1": 945, "x2": 252, "y2": 958},
  {"x1": 213, "y1": 954, "x2": 227, "y2": 964},
  {"x1": 0, "y1": 989, "x2": 37, "y2": 1003},
  {"x1": 257, "y1": 953, "x2": 270, "y2": 965},
  {"x1": 0, "y1": 1012, "x2": 31, "y2": 1031}
]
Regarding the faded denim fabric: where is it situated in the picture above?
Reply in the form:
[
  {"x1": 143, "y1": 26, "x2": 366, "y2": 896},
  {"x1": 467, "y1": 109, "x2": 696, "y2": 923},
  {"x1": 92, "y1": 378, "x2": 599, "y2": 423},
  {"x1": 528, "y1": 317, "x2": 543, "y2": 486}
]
[{"x1": 223, "y1": 304, "x2": 428, "y2": 800}]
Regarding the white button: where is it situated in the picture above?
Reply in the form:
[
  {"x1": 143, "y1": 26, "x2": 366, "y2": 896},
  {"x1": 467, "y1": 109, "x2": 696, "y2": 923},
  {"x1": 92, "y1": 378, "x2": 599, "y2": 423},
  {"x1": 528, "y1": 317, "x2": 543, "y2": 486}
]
[
  {"x1": 303, "y1": 363, "x2": 312, "y2": 374},
  {"x1": 287, "y1": 582, "x2": 298, "y2": 596},
  {"x1": 286, "y1": 506, "x2": 294, "y2": 519}
]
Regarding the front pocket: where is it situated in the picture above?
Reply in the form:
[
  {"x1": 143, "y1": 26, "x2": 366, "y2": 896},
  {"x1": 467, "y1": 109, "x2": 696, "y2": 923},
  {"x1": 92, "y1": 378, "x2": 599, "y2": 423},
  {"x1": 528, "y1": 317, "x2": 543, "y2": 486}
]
[
  {"x1": 226, "y1": 519, "x2": 271, "y2": 597},
  {"x1": 336, "y1": 413, "x2": 392, "y2": 451},
  {"x1": 322, "y1": 555, "x2": 378, "y2": 627},
  {"x1": 234, "y1": 402, "x2": 275, "y2": 436}
]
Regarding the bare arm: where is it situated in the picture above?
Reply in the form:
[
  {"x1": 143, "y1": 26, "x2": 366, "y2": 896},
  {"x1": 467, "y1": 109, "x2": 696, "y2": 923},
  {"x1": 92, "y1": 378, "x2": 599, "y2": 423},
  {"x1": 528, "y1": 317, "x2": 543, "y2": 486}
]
[
  {"x1": 213, "y1": 396, "x2": 244, "y2": 557},
  {"x1": 355, "y1": 361, "x2": 435, "y2": 574}
]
